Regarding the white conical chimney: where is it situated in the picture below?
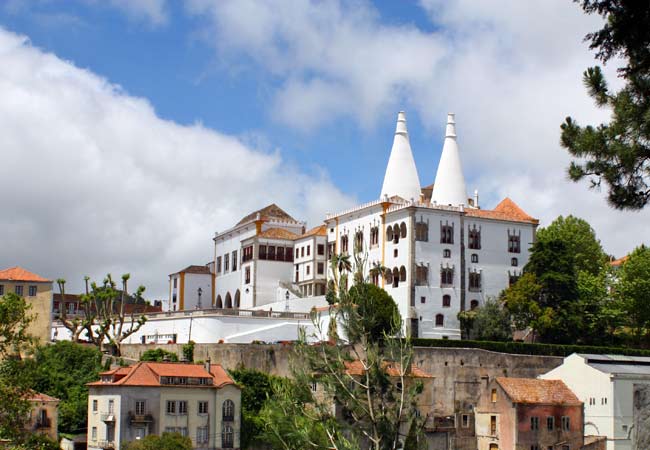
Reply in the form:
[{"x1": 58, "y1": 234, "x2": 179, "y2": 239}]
[
  {"x1": 430, "y1": 113, "x2": 468, "y2": 206},
  {"x1": 380, "y1": 111, "x2": 422, "y2": 201}
]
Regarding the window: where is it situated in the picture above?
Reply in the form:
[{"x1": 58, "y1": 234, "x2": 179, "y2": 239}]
[
  {"x1": 370, "y1": 226, "x2": 380, "y2": 246},
  {"x1": 28, "y1": 285, "x2": 37, "y2": 296},
  {"x1": 108, "y1": 399, "x2": 114, "y2": 413},
  {"x1": 547, "y1": 416, "x2": 554, "y2": 430},
  {"x1": 15, "y1": 285, "x2": 23, "y2": 296},
  {"x1": 197, "y1": 426, "x2": 209, "y2": 444},
  {"x1": 386, "y1": 225, "x2": 394, "y2": 242},
  {"x1": 489, "y1": 445, "x2": 498, "y2": 450},
  {"x1": 166, "y1": 400, "x2": 176, "y2": 415},
  {"x1": 392, "y1": 268, "x2": 400, "y2": 288},
  {"x1": 224, "y1": 253, "x2": 230, "y2": 272},
  {"x1": 468, "y1": 225, "x2": 481, "y2": 249},
  {"x1": 443, "y1": 249, "x2": 451, "y2": 258},
  {"x1": 135, "y1": 400, "x2": 145, "y2": 415},
  {"x1": 442, "y1": 295, "x2": 451, "y2": 307},
  {"x1": 232, "y1": 250, "x2": 238, "y2": 271},
  {"x1": 400, "y1": 266, "x2": 407, "y2": 282},
  {"x1": 341, "y1": 235, "x2": 349, "y2": 253},
  {"x1": 394, "y1": 248, "x2": 398, "y2": 257},
  {"x1": 509, "y1": 271, "x2": 521, "y2": 286},
  {"x1": 471, "y1": 253, "x2": 478, "y2": 263},
  {"x1": 561, "y1": 416, "x2": 570, "y2": 430},
  {"x1": 491, "y1": 388, "x2": 497, "y2": 402},
  {"x1": 268, "y1": 245, "x2": 276, "y2": 260},
  {"x1": 222, "y1": 424, "x2": 234, "y2": 448},
  {"x1": 462, "y1": 414, "x2": 469, "y2": 427},
  {"x1": 243, "y1": 245, "x2": 254, "y2": 262},
  {"x1": 317, "y1": 262, "x2": 324, "y2": 275},
  {"x1": 318, "y1": 244, "x2": 325, "y2": 255},
  {"x1": 354, "y1": 231, "x2": 363, "y2": 252},
  {"x1": 327, "y1": 243, "x2": 335, "y2": 260},
  {"x1": 435, "y1": 314, "x2": 444, "y2": 327},
  {"x1": 441, "y1": 267, "x2": 454, "y2": 286},
  {"x1": 415, "y1": 222, "x2": 428, "y2": 241},
  {"x1": 490, "y1": 415, "x2": 497, "y2": 435},
  {"x1": 470, "y1": 299, "x2": 479, "y2": 310},
  {"x1": 178, "y1": 401, "x2": 188, "y2": 415},
  {"x1": 469, "y1": 271, "x2": 482, "y2": 292},
  {"x1": 511, "y1": 257, "x2": 518, "y2": 267},
  {"x1": 416, "y1": 266, "x2": 428, "y2": 286},
  {"x1": 530, "y1": 416, "x2": 539, "y2": 430},
  {"x1": 92, "y1": 426, "x2": 97, "y2": 441},
  {"x1": 92, "y1": 399, "x2": 98, "y2": 412},
  {"x1": 216, "y1": 256, "x2": 222, "y2": 273},
  {"x1": 245, "y1": 267, "x2": 251, "y2": 284},
  {"x1": 0, "y1": 285, "x2": 3, "y2": 295},
  {"x1": 223, "y1": 399, "x2": 235, "y2": 421},
  {"x1": 508, "y1": 232, "x2": 521, "y2": 253},
  {"x1": 285, "y1": 246, "x2": 294, "y2": 262},
  {"x1": 295, "y1": 248, "x2": 299, "y2": 258},
  {"x1": 385, "y1": 269, "x2": 393, "y2": 285},
  {"x1": 306, "y1": 265, "x2": 310, "y2": 275},
  {"x1": 392, "y1": 225, "x2": 400, "y2": 244},
  {"x1": 400, "y1": 222, "x2": 407, "y2": 239},
  {"x1": 198, "y1": 401, "x2": 208, "y2": 415},
  {"x1": 301, "y1": 247, "x2": 305, "y2": 257},
  {"x1": 173, "y1": 278, "x2": 178, "y2": 288},
  {"x1": 371, "y1": 270, "x2": 380, "y2": 286},
  {"x1": 441, "y1": 223, "x2": 454, "y2": 244},
  {"x1": 259, "y1": 245, "x2": 267, "y2": 260},
  {"x1": 277, "y1": 246, "x2": 285, "y2": 262},
  {"x1": 420, "y1": 296, "x2": 426, "y2": 304}
]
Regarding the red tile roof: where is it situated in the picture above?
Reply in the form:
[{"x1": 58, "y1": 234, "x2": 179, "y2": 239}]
[
  {"x1": 174, "y1": 265, "x2": 211, "y2": 275},
  {"x1": 610, "y1": 255, "x2": 629, "y2": 267},
  {"x1": 27, "y1": 391, "x2": 60, "y2": 403},
  {"x1": 89, "y1": 362, "x2": 237, "y2": 389},
  {"x1": 496, "y1": 377, "x2": 581, "y2": 405},
  {"x1": 237, "y1": 204, "x2": 298, "y2": 226},
  {"x1": 0, "y1": 266, "x2": 51, "y2": 282},
  {"x1": 300, "y1": 225, "x2": 327, "y2": 238},
  {"x1": 345, "y1": 360, "x2": 433, "y2": 378},
  {"x1": 258, "y1": 227, "x2": 300, "y2": 240},
  {"x1": 466, "y1": 198, "x2": 538, "y2": 224}
]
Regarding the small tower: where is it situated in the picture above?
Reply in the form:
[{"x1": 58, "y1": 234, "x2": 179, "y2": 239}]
[
  {"x1": 380, "y1": 111, "x2": 422, "y2": 201},
  {"x1": 430, "y1": 113, "x2": 468, "y2": 206}
]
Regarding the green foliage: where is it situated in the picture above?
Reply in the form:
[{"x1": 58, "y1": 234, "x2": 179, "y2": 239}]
[
  {"x1": 2, "y1": 341, "x2": 103, "y2": 434},
  {"x1": 463, "y1": 298, "x2": 512, "y2": 342},
  {"x1": 348, "y1": 283, "x2": 399, "y2": 342},
  {"x1": 562, "y1": 2, "x2": 650, "y2": 209},
  {"x1": 182, "y1": 341, "x2": 195, "y2": 362},
  {"x1": 122, "y1": 432, "x2": 193, "y2": 450},
  {"x1": 0, "y1": 292, "x2": 34, "y2": 357},
  {"x1": 536, "y1": 215, "x2": 608, "y2": 275},
  {"x1": 229, "y1": 367, "x2": 279, "y2": 449},
  {"x1": 615, "y1": 245, "x2": 650, "y2": 344},
  {"x1": 0, "y1": 382, "x2": 31, "y2": 443},
  {"x1": 403, "y1": 418, "x2": 421, "y2": 450},
  {"x1": 139, "y1": 348, "x2": 178, "y2": 362}
]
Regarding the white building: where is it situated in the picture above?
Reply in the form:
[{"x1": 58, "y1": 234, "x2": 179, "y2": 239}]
[
  {"x1": 325, "y1": 111, "x2": 537, "y2": 339},
  {"x1": 168, "y1": 265, "x2": 213, "y2": 311},
  {"x1": 540, "y1": 353, "x2": 650, "y2": 450}
]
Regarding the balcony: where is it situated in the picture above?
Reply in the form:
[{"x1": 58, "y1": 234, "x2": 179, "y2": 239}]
[
  {"x1": 101, "y1": 412, "x2": 116, "y2": 422},
  {"x1": 33, "y1": 417, "x2": 51, "y2": 429},
  {"x1": 97, "y1": 441, "x2": 115, "y2": 449},
  {"x1": 223, "y1": 414, "x2": 234, "y2": 422},
  {"x1": 128, "y1": 411, "x2": 154, "y2": 424}
]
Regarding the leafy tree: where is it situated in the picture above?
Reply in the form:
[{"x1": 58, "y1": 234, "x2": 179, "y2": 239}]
[
  {"x1": 575, "y1": 268, "x2": 623, "y2": 345},
  {"x1": 182, "y1": 341, "x2": 195, "y2": 362},
  {"x1": 0, "y1": 383, "x2": 31, "y2": 444},
  {"x1": 536, "y1": 215, "x2": 608, "y2": 275},
  {"x1": 464, "y1": 298, "x2": 513, "y2": 342},
  {"x1": 0, "y1": 292, "x2": 33, "y2": 357},
  {"x1": 348, "y1": 283, "x2": 399, "y2": 342},
  {"x1": 122, "y1": 432, "x2": 193, "y2": 450},
  {"x1": 139, "y1": 348, "x2": 178, "y2": 362},
  {"x1": 561, "y1": 1, "x2": 650, "y2": 209},
  {"x1": 501, "y1": 273, "x2": 550, "y2": 341},
  {"x1": 615, "y1": 245, "x2": 650, "y2": 344}
]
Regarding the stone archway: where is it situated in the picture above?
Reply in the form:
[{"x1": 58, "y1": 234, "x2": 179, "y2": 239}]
[
  {"x1": 234, "y1": 290, "x2": 241, "y2": 309},
  {"x1": 225, "y1": 292, "x2": 232, "y2": 309},
  {"x1": 216, "y1": 295, "x2": 223, "y2": 309}
]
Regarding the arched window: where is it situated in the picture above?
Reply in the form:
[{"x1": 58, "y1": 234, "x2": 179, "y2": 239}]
[
  {"x1": 234, "y1": 290, "x2": 241, "y2": 308},
  {"x1": 393, "y1": 225, "x2": 400, "y2": 244},
  {"x1": 435, "y1": 314, "x2": 444, "y2": 327},
  {"x1": 370, "y1": 227, "x2": 379, "y2": 246},
  {"x1": 385, "y1": 269, "x2": 393, "y2": 285},
  {"x1": 399, "y1": 266, "x2": 407, "y2": 282},
  {"x1": 341, "y1": 235, "x2": 349, "y2": 253},
  {"x1": 511, "y1": 257, "x2": 518, "y2": 267},
  {"x1": 222, "y1": 424, "x2": 234, "y2": 448},
  {"x1": 468, "y1": 225, "x2": 481, "y2": 250},
  {"x1": 225, "y1": 293, "x2": 232, "y2": 309},
  {"x1": 440, "y1": 267, "x2": 454, "y2": 287},
  {"x1": 355, "y1": 231, "x2": 364, "y2": 252},
  {"x1": 222, "y1": 399, "x2": 235, "y2": 421},
  {"x1": 440, "y1": 223, "x2": 454, "y2": 244},
  {"x1": 442, "y1": 295, "x2": 451, "y2": 307},
  {"x1": 400, "y1": 222, "x2": 407, "y2": 238},
  {"x1": 470, "y1": 300, "x2": 479, "y2": 310},
  {"x1": 392, "y1": 268, "x2": 400, "y2": 288},
  {"x1": 216, "y1": 295, "x2": 223, "y2": 309},
  {"x1": 471, "y1": 253, "x2": 478, "y2": 263},
  {"x1": 386, "y1": 225, "x2": 394, "y2": 242},
  {"x1": 415, "y1": 222, "x2": 428, "y2": 241},
  {"x1": 443, "y1": 249, "x2": 451, "y2": 258}
]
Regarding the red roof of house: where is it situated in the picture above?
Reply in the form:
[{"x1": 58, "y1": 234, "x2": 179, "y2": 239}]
[
  {"x1": 610, "y1": 255, "x2": 629, "y2": 267},
  {"x1": 300, "y1": 225, "x2": 327, "y2": 238},
  {"x1": 89, "y1": 362, "x2": 237, "y2": 389},
  {"x1": 258, "y1": 227, "x2": 300, "y2": 240},
  {"x1": 466, "y1": 198, "x2": 538, "y2": 224},
  {"x1": 27, "y1": 391, "x2": 60, "y2": 403},
  {"x1": 345, "y1": 360, "x2": 433, "y2": 378},
  {"x1": 0, "y1": 266, "x2": 51, "y2": 282},
  {"x1": 496, "y1": 377, "x2": 581, "y2": 405}
]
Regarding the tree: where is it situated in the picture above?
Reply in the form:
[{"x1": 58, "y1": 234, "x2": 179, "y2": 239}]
[
  {"x1": 464, "y1": 298, "x2": 513, "y2": 342},
  {"x1": 561, "y1": 1, "x2": 650, "y2": 209},
  {"x1": 501, "y1": 273, "x2": 550, "y2": 341},
  {"x1": 535, "y1": 215, "x2": 608, "y2": 275},
  {"x1": 140, "y1": 348, "x2": 179, "y2": 362},
  {"x1": 122, "y1": 432, "x2": 193, "y2": 450},
  {"x1": 348, "y1": 283, "x2": 399, "y2": 343},
  {"x1": 615, "y1": 245, "x2": 650, "y2": 344},
  {"x1": 0, "y1": 292, "x2": 33, "y2": 357}
]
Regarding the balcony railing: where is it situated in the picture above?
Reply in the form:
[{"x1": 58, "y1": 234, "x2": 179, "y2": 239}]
[
  {"x1": 128, "y1": 411, "x2": 154, "y2": 424},
  {"x1": 34, "y1": 417, "x2": 51, "y2": 429},
  {"x1": 101, "y1": 412, "x2": 116, "y2": 422},
  {"x1": 97, "y1": 440, "x2": 115, "y2": 449}
]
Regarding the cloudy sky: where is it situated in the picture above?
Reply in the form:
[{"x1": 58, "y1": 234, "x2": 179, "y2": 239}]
[{"x1": 1, "y1": 0, "x2": 647, "y2": 299}]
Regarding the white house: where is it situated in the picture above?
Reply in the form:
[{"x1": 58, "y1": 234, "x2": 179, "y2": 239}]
[
  {"x1": 168, "y1": 265, "x2": 212, "y2": 311},
  {"x1": 540, "y1": 353, "x2": 650, "y2": 450}
]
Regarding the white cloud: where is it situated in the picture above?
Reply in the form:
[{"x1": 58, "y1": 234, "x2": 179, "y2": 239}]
[
  {"x1": 0, "y1": 28, "x2": 355, "y2": 297},
  {"x1": 186, "y1": 0, "x2": 649, "y2": 256}
]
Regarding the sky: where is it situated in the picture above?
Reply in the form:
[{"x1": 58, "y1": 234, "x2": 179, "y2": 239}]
[{"x1": 1, "y1": 0, "x2": 648, "y2": 299}]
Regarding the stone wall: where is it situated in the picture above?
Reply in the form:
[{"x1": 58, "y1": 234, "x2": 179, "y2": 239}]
[{"x1": 634, "y1": 384, "x2": 650, "y2": 450}]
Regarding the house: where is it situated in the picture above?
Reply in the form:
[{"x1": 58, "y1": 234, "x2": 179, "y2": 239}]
[
  {"x1": 475, "y1": 377, "x2": 583, "y2": 450},
  {"x1": 87, "y1": 360, "x2": 241, "y2": 450},
  {"x1": 168, "y1": 265, "x2": 213, "y2": 311},
  {"x1": 0, "y1": 266, "x2": 53, "y2": 345},
  {"x1": 540, "y1": 353, "x2": 650, "y2": 450},
  {"x1": 27, "y1": 391, "x2": 60, "y2": 442}
]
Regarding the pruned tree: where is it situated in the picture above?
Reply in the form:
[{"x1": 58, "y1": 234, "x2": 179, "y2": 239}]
[{"x1": 0, "y1": 293, "x2": 33, "y2": 358}]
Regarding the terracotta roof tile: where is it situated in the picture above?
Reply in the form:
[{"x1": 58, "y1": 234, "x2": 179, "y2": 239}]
[
  {"x1": 89, "y1": 362, "x2": 236, "y2": 388},
  {"x1": 466, "y1": 197, "x2": 538, "y2": 224},
  {"x1": 496, "y1": 377, "x2": 581, "y2": 405},
  {"x1": 27, "y1": 391, "x2": 60, "y2": 402},
  {"x1": 610, "y1": 255, "x2": 629, "y2": 267},
  {"x1": 345, "y1": 360, "x2": 433, "y2": 378},
  {"x1": 258, "y1": 227, "x2": 300, "y2": 240},
  {"x1": 237, "y1": 204, "x2": 298, "y2": 226},
  {"x1": 300, "y1": 224, "x2": 327, "y2": 238},
  {"x1": 0, "y1": 266, "x2": 51, "y2": 282},
  {"x1": 175, "y1": 265, "x2": 211, "y2": 275}
]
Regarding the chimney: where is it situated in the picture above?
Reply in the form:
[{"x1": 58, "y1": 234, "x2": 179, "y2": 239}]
[
  {"x1": 204, "y1": 357, "x2": 211, "y2": 373},
  {"x1": 474, "y1": 190, "x2": 479, "y2": 209}
]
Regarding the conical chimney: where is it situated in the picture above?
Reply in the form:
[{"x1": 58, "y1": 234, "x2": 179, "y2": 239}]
[
  {"x1": 380, "y1": 111, "x2": 422, "y2": 201},
  {"x1": 430, "y1": 113, "x2": 468, "y2": 206}
]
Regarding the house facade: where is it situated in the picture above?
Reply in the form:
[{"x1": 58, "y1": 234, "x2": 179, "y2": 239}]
[
  {"x1": 27, "y1": 391, "x2": 60, "y2": 442},
  {"x1": 87, "y1": 360, "x2": 241, "y2": 450},
  {"x1": 168, "y1": 265, "x2": 213, "y2": 311},
  {"x1": 475, "y1": 377, "x2": 583, "y2": 450}
]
